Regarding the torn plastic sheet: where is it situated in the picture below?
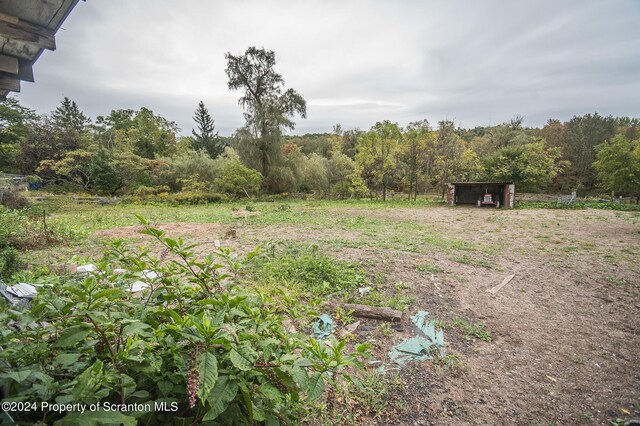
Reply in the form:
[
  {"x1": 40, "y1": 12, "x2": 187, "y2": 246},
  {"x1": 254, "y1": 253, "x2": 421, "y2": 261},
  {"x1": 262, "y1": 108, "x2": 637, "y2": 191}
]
[
  {"x1": 126, "y1": 270, "x2": 160, "y2": 293},
  {"x1": 5, "y1": 283, "x2": 38, "y2": 298},
  {"x1": 128, "y1": 280, "x2": 149, "y2": 292},
  {"x1": 74, "y1": 265, "x2": 158, "y2": 293},
  {"x1": 411, "y1": 311, "x2": 444, "y2": 347},
  {"x1": 0, "y1": 282, "x2": 52, "y2": 308},
  {"x1": 76, "y1": 264, "x2": 98, "y2": 274},
  {"x1": 388, "y1": 311, "x2": 444, "y2": 365},
  {"x1": 312, "y1": 314, "x2": 333, "y2": 339}
]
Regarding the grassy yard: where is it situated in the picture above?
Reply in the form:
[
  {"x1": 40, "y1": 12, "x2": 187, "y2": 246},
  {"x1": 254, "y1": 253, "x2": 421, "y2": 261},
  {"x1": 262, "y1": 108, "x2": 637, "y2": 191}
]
[{"x1": 4, "y1": 197, "x2": 640, "y2": 424}]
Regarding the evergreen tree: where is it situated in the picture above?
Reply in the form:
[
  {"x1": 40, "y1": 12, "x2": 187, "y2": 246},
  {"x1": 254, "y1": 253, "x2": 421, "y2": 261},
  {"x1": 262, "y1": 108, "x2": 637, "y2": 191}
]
[
  {"x1": 51, "y1": 97, "x2": 90, "y2": 132},
  {"x1": 192, "y1": 101, "x2": 224, "y2": 159}
]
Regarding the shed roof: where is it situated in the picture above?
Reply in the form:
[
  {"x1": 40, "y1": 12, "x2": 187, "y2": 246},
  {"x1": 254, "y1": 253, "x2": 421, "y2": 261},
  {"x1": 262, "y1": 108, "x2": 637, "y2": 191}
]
[
  {"x1": 449, "y1": 182, "x2": 513, "y2": 186},
  {"x1": 0, "y1": 0, "x2": 81, "y2": 99}
]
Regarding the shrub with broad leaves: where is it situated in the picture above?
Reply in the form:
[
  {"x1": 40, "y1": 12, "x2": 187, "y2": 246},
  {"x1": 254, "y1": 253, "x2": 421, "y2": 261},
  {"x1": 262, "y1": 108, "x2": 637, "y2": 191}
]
[{"x1": 0, "y1": 216, "x2": 369, "y2": 424}]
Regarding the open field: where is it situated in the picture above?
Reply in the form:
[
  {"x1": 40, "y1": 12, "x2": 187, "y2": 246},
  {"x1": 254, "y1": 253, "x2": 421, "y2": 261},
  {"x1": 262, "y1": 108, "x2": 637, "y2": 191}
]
[{"x1": 22, "y1": 200, "x2": 640, "y2": 424}]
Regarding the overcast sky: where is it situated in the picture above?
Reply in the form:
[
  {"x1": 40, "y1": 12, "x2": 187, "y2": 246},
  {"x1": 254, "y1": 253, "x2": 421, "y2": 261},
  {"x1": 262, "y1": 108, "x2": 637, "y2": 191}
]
[{"x1": 15, "y1": 0, "x2": 640, "y2": 136}]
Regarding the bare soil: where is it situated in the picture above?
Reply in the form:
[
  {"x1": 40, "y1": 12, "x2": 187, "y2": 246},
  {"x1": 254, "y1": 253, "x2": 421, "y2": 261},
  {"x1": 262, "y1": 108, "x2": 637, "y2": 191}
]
[{"x1": 91, "y1": 206, "x2": 640, "y2": 425}]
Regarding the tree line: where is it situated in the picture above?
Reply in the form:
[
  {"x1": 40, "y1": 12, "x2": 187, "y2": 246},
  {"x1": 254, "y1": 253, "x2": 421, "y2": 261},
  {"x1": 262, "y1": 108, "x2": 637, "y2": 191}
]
[{"x1": 0, "y1": 47, "x2": 638, "y2": 201}]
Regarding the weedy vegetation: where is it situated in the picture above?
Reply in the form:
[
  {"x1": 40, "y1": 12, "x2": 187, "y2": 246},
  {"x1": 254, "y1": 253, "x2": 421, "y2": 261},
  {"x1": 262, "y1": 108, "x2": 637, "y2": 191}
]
[
  {"x1": 247, "y1": 243, "x2": 367, "y2": 298},
  {"x1": 440, "y1": 318, "x2": 492, "y2": 342},
  {"x1": 0, "y1": 217, "x2": 372, "y2": 424}
]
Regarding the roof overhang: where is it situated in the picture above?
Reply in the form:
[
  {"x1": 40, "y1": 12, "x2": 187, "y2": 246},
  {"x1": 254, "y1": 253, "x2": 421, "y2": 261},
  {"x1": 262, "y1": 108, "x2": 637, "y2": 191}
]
[
  {"x1": 0, "y1": 0, "x2": 81, "y2": 99},
  {"x1": 449, "y1": 182, "x2": 513, "y2": 186}
]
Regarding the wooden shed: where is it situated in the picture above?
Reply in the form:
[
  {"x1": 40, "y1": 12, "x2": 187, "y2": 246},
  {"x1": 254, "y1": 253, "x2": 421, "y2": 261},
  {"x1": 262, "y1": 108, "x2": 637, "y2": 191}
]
[
  {"x1": 0, "y1": 0, "x2": 81, "y2": 99},
  {"x1": 445, "y1": 182, "x2": 515, "y2": 208}
]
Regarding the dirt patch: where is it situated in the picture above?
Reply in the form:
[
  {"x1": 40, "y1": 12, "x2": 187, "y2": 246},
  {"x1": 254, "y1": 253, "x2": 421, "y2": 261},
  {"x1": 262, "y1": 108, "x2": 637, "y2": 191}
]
[
  {"x1": 347, "y1": 208, "x2": 639, "y2": 425},
  {"x1": 85, "y1": 207, "x2": 639, "y2": 424},
  {"x1": 94, "y1": 222, "x2": 223, "y2": 240}
]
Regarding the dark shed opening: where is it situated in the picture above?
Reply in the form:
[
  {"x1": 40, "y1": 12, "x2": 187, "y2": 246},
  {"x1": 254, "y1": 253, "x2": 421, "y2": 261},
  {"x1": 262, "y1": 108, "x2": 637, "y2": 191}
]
[{"x1": 445, "y1": 182, "x2": 515, "y2": 208}]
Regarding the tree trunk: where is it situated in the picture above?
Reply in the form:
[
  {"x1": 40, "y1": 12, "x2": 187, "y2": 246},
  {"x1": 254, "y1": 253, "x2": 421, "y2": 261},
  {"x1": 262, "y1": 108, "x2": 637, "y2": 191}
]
[
  {"x1": 261, "y1": 147, "x2": 269, "y2": 177},
  {"x1": 382, "y1": 179, "x2": 386, "y2": 201},
  {"x1": 259, "y1": 126, "x2": 270, "y2": 177}
]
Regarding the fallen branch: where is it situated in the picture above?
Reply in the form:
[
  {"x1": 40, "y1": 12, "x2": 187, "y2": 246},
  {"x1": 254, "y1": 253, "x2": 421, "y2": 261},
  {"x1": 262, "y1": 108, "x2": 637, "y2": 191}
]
[
  {"x1": 486, "y1": 274, "x2": 516, "y2": 294},
  {"x1": 331, "y1": 303, "x2": 403, "y2": 322}
]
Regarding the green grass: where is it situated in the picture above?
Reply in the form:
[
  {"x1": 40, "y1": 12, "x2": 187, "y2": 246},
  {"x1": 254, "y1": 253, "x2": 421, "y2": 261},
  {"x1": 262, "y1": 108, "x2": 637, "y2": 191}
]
[
  {"x1": 14, "y1": 194, "x2": 638, "y2": 423},
  {"x1": 328, "y1": 239, "x2": 367, "y2": 249},
  {"x1": 415, "y1": 262, "x2": 445, "y2": 273},
  {"x1": 246, "y1": 244, "x2": 367, "y2": 297},
  {"x1": 516, "y1": 201, "x2": 640, "y2": 211},
  {"x1": 359, "y1": 289, "x2": 414, "y2": 312},
  {"x1": 569, "y1": 355, "x2": 584, "y2": 364},
  {"x1": 605, "y1": 276, "x2": 628, "y2": 286},
  {"x1": 31, "y1": 197, "x2": 489, "y2": 257},
  {"x1": 337, "y1": 215, "x2": 385, "y2": 230},
  {"x1": 603, "y1": 253, "x2": 623, "y2": 266},
  {"x1": 561, "y1": 246, "x2": 580, "y2": 253},
  {"x1": 452, "y1": 254, "x2": 492, "y2": 269},
  {"x1": 433, "y1": 352, "x2": 467, "y2": 376},
  {"x1": 43, "y1": 202, "x2": 235, "y2": 232},
  {"x1": 25, "y1": 196, "x2": 637, "y2": 291},
  {"x1": 303, "y1": 370, "x2": 403, "y2": 425},
  {"x1": 441, "y1": 318, "x2": 492, "y2": 342}
]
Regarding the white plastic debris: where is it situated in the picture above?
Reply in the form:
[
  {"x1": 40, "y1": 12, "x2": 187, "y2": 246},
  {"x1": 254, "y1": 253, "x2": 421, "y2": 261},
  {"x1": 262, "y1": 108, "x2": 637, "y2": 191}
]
[
  {"x1": 140, "y1": 270, "x2": 158, "y2": 280},
  {"x1": 113, "y1": 268, "x2": 128, "y2": 275},
  {"x1": 6, "y1": 283, "x2": 38, "y2": 298},
  {"x1": 125, "y1": 270, "x2": 160, "y2": 293},
  {"x1": 214, "y1": 240, "x2": 221, "y2": 248},
  {"x1": 77, "y1": 264, "x2": 98, "y2": 274},
  {"x1": 129, "y1": 280, "x2": 150, "y2": 293},
  {"x1": 358, "y1": 286, "x2": 372, "y2": 297}
]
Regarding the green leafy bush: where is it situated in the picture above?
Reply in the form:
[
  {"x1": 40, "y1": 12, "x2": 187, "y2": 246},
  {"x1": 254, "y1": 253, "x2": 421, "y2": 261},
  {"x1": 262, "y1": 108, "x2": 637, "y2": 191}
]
[
  {"x1": 170, "y1": 191, "x2": 228, "y2": 205},
  {"x1": 256, "y1": 193, "x2": 296, "y2": 202},
  {"x1": 122, "y1": 185, "x2": 172, "y2": 204},
  {"x1": 123, "y1": 190, "x2": 230, "y2": 206},
  {"x1": 0, "y1": 246, "x2": 22, "y2": 278},
  {"x1": 0, "y1": 220, "x2": 369, "y2": 424},
  {"x1": 331, "y1": 181, "x2": 352, "y2": 199},
  {"x1": 132, "y1": 185, "x2": 171, "y2": 198},
  {"x1": 214, "y1": 160, "x2": 263, "y2": 197}
]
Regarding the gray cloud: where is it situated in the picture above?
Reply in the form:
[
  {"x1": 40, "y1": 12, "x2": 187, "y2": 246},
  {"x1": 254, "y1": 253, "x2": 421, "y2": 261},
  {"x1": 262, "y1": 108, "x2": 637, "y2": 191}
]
[{"x1": 16, "y1": 0, "x2": 640, "y2": 135}]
